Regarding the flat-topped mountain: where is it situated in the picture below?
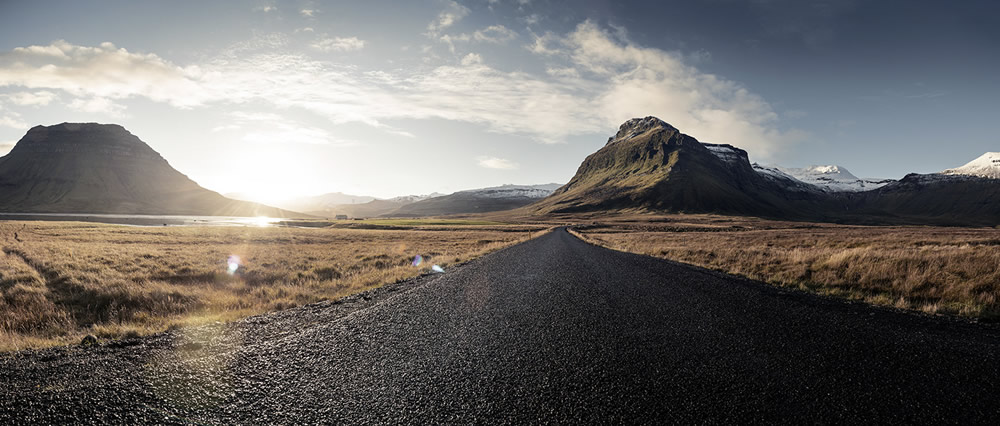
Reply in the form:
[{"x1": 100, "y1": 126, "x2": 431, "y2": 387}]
[{"x1": 0, "y1": 123, "x2": 302, "y2": 217}]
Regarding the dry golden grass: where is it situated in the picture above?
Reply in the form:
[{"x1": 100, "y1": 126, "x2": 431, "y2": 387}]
[
  {"x1": 0, "y1": 221, "x2": 547, "y2": 351},
  {"x1": 574, "y1": 215, "x2": 1000, "y2": 319}
]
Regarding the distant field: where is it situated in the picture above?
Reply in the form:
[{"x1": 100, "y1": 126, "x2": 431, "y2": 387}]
[
  {"x1": 0, "y1": 221, "x2": 548, "y2": 351},
  {"x1": 573, "y1": 215, "x2": 1000, "y2": 319},
  {"x1": 347, "y1": 218, "x2": 509, "y2": 226}
]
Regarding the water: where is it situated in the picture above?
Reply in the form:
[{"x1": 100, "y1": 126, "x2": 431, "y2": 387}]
[{"x1": 0, "y1": 213, "x2": 285, "y2": 227}]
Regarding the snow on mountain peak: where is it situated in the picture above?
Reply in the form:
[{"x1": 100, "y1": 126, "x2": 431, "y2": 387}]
[
  {"x1": 462, "y1": 183, "x2": 563, "y2": 199},
  {"x1": 942, "y1": 152, "x2": 1000, "y2": 179},
  {"x1": 753, "y1": 164, "x2": 892, "y2": 192}
]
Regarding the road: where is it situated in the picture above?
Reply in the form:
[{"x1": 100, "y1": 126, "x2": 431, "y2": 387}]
[{"x1": 2, "y1": 228, "x2": 999, "y2": 423}]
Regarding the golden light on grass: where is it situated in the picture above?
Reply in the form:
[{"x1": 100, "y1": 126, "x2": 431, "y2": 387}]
[
  {"x1": 0, "y1": 221, "x2": 548, "y2": 351},
  {"x1": 573, "y1": 215, "x2": 1000, "y2": 319}
]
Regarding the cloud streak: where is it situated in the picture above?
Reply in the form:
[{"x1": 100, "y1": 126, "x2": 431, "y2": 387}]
[
  {"x1": 477, "y1": 156, "x2": 518, "y2": 170},
  {"x1": 0, "y1": 22, "x2": 798, "y2": 158},
  {"x1": 310, "y1": 36, "x2": 365, "y2": 52}
]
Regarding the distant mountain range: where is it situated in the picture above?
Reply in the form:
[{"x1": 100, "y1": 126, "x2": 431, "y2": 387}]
[
  {"x1": 751, "y1": 163, "x2": 894, "y2": 192},
  {"x1": 0, "y1": 123, "x2": 303, "y2": 217},
  {"x1": 261, "y1": 184, "x2": 562, "y2": 218},
  {"x1": 530, "y1": 117, "x2": 999, "y2": 225},
  {"x1": 225, "y1": 192, "x2": 379, "y2": 213},
  {"x1": 2, "y1": 120, "x2": 995, "y2": 225}
]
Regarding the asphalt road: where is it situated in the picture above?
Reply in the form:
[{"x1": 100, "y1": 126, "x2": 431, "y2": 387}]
[{"x1": 2, "y1": 228, "x2": 999, "y2": 424}]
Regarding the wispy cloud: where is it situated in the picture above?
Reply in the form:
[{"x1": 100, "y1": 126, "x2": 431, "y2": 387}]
[
  {"x1": 0, "y1": 114, "x2": 28, "y2": 129},
  {"x1": 226, "y1": 111, "x2": 354, "y2": 146},
  {"x1": 0, "y1": 40, "x2": 206, "y2": 107},
  {"x1": 477, "y1": 156, "x2": 518, "y2": 170},
  {"x1": 0, "y1": 141, "x2": 15, "y2": 155},
  {"x1": 68, "y1": 97, "x2": 127, "y2": 116},
  {"x1": 3, "y1": 90, "x2": 58, "y2": 106},
  {"x1": 310, "y1": 36, "x2": 365, "y2": 52},
  {"x1": 426, "y1": 1, "x2": 469, "y2": 36},
  {"x1": 0, "y1": 21, "x2": 799, "y2": 158},
  {"x1": 300, "y1": 9, "x2": 315, "y2": 17}
]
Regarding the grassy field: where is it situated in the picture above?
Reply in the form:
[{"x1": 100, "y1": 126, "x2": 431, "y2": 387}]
[
  {"x1": 0, "y1": 221, "x2": 548, "y2": 351},
  {"x1": 345, "y1": 218, "x2": 509, "y2": 226},
  {"x1": 573, "y1": 214, "x2": 1000, "y2": 319}
]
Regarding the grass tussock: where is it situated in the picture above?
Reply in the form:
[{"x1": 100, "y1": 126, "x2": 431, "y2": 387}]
[
  {"x1": 574, "y1": 217, "x2": 1000, "y2": 319},
  {"x1": 0, "y1": 221, "x2": 547, "y2": 351}
]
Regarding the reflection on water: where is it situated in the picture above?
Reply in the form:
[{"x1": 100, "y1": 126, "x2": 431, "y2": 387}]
[{"x1": 0, "y1": 213, "x2": 285, "y2": 227}]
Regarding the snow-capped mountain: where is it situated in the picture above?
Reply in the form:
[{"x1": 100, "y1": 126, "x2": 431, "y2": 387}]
[
  {"x1": 775, "y1": 165, "x2": 894, "y2": 192},
  {"x1": 387, "y1": 193, "x2": 445, "y2": 203},
  {"x1": 704, "y1": 143, "x2": 893, "y2": 192},
  {"x1": 458, "y1": 183, "x2": 562, "y2": 199},
  {"x1": 385, "y1": 183, "x2": 563, "y2": 217},
  {"x1": 942, "y1": 152, "x2": 1000, "y2": 179}
]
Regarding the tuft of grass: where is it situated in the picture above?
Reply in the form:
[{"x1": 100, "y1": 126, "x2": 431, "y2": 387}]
[
  {"x1": 0, "y1": 221, "x2": 549, "y2": 351},
  {"x1": 574, "y1": 216, "x2": 1000, "y2": 320}
]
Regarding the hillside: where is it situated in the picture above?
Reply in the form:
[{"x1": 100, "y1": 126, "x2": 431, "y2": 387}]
[
  {"x1": 387, "y1": 184, "x2": 561, "y2": 217},
  {"x1": 0, "y1": 123, "x2": 303, "y2": 217},
  {"x1": 529, "y1": 117, "x2": 829, "y2": 218},
  {"x1": 526, "y1": 116, "x2": 998, "y2": 226}
]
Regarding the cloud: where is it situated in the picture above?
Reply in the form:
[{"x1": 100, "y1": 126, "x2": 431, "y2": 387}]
[
  {"x1": 4, "y1": 90, "x2": 58, "y2": 106},
  {"x1": 0, "y1": 40, "x2": 206, "y2": 107},
  {"x1": 310, "y1": 36, "x2": 365, "y2": 52},
  {"x1": 68, "y1": 97, "x2": 127, "y2": 116},
  {"x1": 0, "y1": 141, "x2": 14, "y2": 155},
  {"x1": 226, "y1": 111, "x2": 354, "y2": 146},
  {"x1": 460, "y1": 53, "x2": 483, "y2": 66},
  {"x1": 300, "y1": 9, "x2": 315, "y2": 17},
  {"x1": 473, "y1": 25, "x2": 518, "y2": 43},
  {"x1": 0, "y1": 114, "x2": 28, "y2": 129},
  {"x1": 0, "y1": 24, "x2": 798, "y2": 158},
  {"x1": 242, "y1": 127, "x2": 335, "y2": 145},
  {"x1": 477, "y1": 156, "x2": 518, "y2": 170},
  {"x1": 438, "y1": 25, "x2": 519, "y2": 52},
  {"x1": 253, "y1": 5, "x2": 276, "y2": 12},
  {"x1": 426, "y1": 1, "x2": 470, "y2": 35},
  {"x1": 542, "y1": 20, "x2": 798, "y2": 157}
]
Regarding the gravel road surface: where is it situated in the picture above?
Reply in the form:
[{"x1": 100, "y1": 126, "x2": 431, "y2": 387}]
[{"x1": 2, "y1": 228, "x2": 999, "y2": 424}]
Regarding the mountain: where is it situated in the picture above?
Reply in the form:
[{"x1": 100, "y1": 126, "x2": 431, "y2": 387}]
[
  {"x1": 298, "y1": 185, "x2": 556, "y2": 219},
  {"x1": 290, "y1": 192, "x2": 444, "y2": 218},
  {"x1": 386, "y1": 184, "x2": 563, "y2": 217},
  {"x1": 0, "y1": 123, "x2": 303, "y2": 217},
  {"x1": 385, "y1": 193, "x2": 446, "y2": 203},
  {"x1": 843, "y1": 172, "x2": 1000, "y2": 226},
  {"x1": 841, "y1": 153, "x2": 1000, "y2": 225},
  {"x1": 530, "y1": 117, "x2": 827, "y2": 218},
  {"x1": 760, "y1": 164, "x2": 894, "y2": 192},
  {"x1": 527, "y1": 116, "x2": 998, "y2": 226},
  {"x1": 226, "y1": 191, "x2": 378, "y2": 213},
  {"x1": 942, "y1": 152, "x2": 1000, "y2": 179}
]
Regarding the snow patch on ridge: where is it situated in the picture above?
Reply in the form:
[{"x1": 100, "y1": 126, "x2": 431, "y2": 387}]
[
  {"x1": 459, "y1": 183, "x2": 562, "y2": 199},
  {"x1": 774, "y1": 165, "x2": 893, "y2": 192},
  {"x1": 942, "y1": 152, "x2": 1000, "y2": 179},
  {"x1": 703, "y1": 144, "x2": 745, "y2": 165}
]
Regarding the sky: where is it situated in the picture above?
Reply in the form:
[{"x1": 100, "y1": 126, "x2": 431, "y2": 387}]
[{"x1": 0, "y1": 0, "x2": 997, "y2": 201}]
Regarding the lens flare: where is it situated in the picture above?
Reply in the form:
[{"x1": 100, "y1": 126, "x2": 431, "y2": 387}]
[
  {"x1": 227, "y1": 255, "x2": 241, "y2": 275},
  {"x1": 412, "y1": 255, "x2": 423, "y2": 267},
  {"x1": 431, "y1": 264, "x2": 444, "y2": 273}
]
